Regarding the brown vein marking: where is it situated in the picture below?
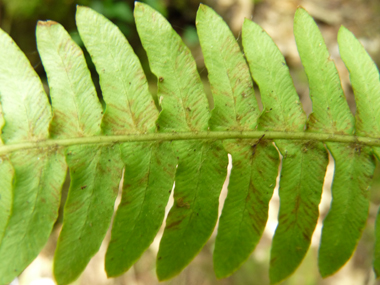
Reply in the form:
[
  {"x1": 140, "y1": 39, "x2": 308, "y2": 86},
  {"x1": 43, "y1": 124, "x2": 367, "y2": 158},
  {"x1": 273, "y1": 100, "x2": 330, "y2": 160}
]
[
  {"x1": 165, "y1": 219, "x2": 182, "y2": 230},
  {"x1": 302, "y1": 230, "x2": 311, "y2": 242},
  {"x1": 177, "y1": 197, "x2": 190, "y2": 209},
  {"x1": 270, "y1": 256, "x2": 278, "y2": 265},
  {"x1": 247, "y1": 186, "x2": 267, "y2": 236}
]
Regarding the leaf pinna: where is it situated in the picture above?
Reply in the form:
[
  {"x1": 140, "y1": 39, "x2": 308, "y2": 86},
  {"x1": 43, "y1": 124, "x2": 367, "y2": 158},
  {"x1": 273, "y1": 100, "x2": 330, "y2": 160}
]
[{"x1": 0, "y1": 2, "x2": 379, "y2": 284}]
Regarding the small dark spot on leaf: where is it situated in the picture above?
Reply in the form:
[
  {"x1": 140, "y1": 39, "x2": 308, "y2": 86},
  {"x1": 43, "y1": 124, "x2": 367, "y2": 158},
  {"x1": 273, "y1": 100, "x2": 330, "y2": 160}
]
[
  {"x1": 159, "y1": 77, "x2": 164, "y2": 82},
  {"x1": 81, "y1": 185, "x2": 87, "y2": 190}
]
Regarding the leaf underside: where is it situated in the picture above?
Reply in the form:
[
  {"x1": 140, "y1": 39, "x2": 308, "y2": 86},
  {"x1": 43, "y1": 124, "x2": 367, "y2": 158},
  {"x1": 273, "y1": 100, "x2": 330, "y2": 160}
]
[{"x1": 0, "y1": 3, "x2": 379, "y2": 285}]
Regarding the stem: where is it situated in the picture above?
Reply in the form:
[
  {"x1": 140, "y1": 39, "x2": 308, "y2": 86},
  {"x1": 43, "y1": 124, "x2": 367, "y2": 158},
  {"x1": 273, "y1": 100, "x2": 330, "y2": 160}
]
[{"x1": 0, "y1": 130, "x2": 379, "y2": 155}]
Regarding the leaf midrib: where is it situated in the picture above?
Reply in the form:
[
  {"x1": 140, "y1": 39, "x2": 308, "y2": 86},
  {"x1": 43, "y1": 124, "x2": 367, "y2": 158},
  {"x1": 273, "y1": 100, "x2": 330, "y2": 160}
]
[{"x1": 1, "y1": 130, "x2": 379, "y2": 155}]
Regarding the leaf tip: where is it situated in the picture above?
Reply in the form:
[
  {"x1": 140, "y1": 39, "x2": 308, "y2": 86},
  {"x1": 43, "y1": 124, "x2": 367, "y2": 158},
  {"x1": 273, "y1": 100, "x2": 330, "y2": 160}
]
[
  {"x1": 37, "y1": 20, "x2": 58, "y2": 27},
  {"x1": 156, "y1": 257, "x2": 183, "y2": 282},
  {"x1": 75, "y1": 5, "x2": 87, "y2": 14},
  {"x1": 198, "y1": 3, "x2": 208, "y2": 12},
  {"x1": 338, "y1": 25, "x2": 349, "y2": 36},
  {"x1": 318, "y1": 256, "x2": 344, "y2": 279},
  {"x1": 134, "y1": 1, "x2": 147, "y2": 11},
  {"x1": 214, "y1": 269, "x2": 229, "y2": 280},
  {"x1": 294, "y1": 6, "x2": 312, "y2": 23},
  {"x1": 295, "y1": 5, "x2": 307, "y2": 13},
  {"x1": 337, "y1": 25, "x2": 353, "y2": 46}
]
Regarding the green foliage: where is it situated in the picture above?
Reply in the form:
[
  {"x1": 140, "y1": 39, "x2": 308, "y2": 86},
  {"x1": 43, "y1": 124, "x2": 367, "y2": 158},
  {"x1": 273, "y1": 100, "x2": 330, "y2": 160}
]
[{"x1": 0, "y1": 3, "x2": 379, "y2": 285}]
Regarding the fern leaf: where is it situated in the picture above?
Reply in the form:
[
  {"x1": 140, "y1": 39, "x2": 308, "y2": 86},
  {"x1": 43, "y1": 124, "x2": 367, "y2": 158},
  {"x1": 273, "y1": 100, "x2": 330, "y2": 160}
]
[
  {"x1": 107, "y1": 141, "x2": 176, "y2": 277},
  {"x1": 34, "y1": 20, "x2": 123, "y2": 285},
  {"x1": 196, "y1": 4, "x2": 279, "y2": 278},
  {"x1": 134, "y1": 3, "x2": 228, "y2": 280},
  {"x1": 293, "y1": 9, "x2": 376, "y2": 277},
  {"x1": 1, "y1": 4, "x2": 380, "y2": 284},
  {"x1": 293, "y1": 8, "x2": 354, "y2": 134},
  {"x1": 337, "y1": 26, "x2": 380, "y2": 277},
  {"x1": 55, "y1": 145, "x2": 123, "y2": 285},
  {"x1": 0, "y1": 27, "x2": 67, "y2": 284},
  {"x1": 242, "y1": 19, "x2": 329, "y2": 284},
  {"x1": 338, "y1": 26, "x2": 380, "y2": 144},
  {"x1": 196, "y1": 4, "x2": 259, "y2": 131},
  {"x1": 76, "y1": 7, "x2": 173, "y2": 278},
  {"x1": 36, "y1": 21, "x2": 103, "y2": 138},
  {"x1": 319, "y1": 143, "x2": 374, "y2": 276},
  {"x1": 0, "y1": 30, "x2": 51, "y2": 143},
  {"x1": 75, "y1": 6, "x2": 158, "y2": 135},
  {"x1": 74, "y1": 7, "x2": 177, "y2": 278},
  {"x1": 242, "y1": 21, "x2": 306, "y2": 132}
]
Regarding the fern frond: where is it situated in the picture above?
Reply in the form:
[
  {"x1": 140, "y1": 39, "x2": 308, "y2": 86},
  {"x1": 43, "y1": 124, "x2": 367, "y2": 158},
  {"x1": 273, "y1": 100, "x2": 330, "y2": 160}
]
[
  {"x1": 0, "y1": 3, "x2": 379, "y2": 285},
  {"x1": 293, "y1": 9, "x2": 376, "y2": 278}
]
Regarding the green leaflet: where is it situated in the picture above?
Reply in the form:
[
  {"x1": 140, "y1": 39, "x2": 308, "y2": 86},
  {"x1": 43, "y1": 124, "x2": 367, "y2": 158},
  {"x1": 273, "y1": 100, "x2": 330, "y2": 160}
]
[
  {"x1": 105, "y1": 141, "x2": 176, "y2": 277},
  {"x1": 134, "y1": 2, "x2": 209, "y2": 133},
  {"x1": 54, "y1": 145, "x2": 123, "y2": 285},
  {"x1": 0, "y1": 149, "x2": 66, "y2": 285},
  {"x1": 318, "y1": 143, "x2": 375, "y2": 277},
  {"x1": 76, "y1": 6, "x2": 158, "y2": 135},
  {"x1": 336, "y1": 26, "x2": 380, "y2": 276},
  {"x1": 213, "y1": 140, "x2": 278, "y2": 278},
  {"x1": 269, "y1": 141, "x2": 327, "y2": 284},
  {"x1": 134, "y1": 3, "x2": 228, "y2": 280},
  {"x1": 36, "y1": 21, "x2": 103, "y2": 138},
  {"x1": 243, "y1": 19, "x2": 329, "y2": 284},
  {"x1": 242, "y1": 20, "x2": 305, "y2": 132},
  {"x1": 157, "y1": 140, "x2": 227, "y2": 280},
  {"x1": 338, "y1": 26, "x2": 380, "y2": 141},
  {"x1": 0, "y1": 28, "x2": 51, "y2": 143},
  {"x1": 196, "y1": 4, "x2": 259, "y2": 132},
  {"x1": 293, "y1": 8, "x2": 354, "y2": 135},
  {"x1": 0, "y1": 27, "x2": 67, "y2": 284},
  {"x1": 196, "y1": 5, "x2": 278, "y2": 278},
  {"x1": 293, "y1": 9, "x2": 373, "y2": 277}
]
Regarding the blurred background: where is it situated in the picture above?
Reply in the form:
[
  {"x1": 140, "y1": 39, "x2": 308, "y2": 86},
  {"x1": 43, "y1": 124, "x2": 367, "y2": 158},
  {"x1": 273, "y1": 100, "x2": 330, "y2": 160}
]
[{"x1": 2, "y1": 0, "x2": 380, "y2": 284}]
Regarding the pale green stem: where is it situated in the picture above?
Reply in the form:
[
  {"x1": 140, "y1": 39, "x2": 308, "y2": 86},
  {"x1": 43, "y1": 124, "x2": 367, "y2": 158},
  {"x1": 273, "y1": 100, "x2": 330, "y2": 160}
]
[{"x1": 0, "y1": 131, "x2": 378, "y2": 155}]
